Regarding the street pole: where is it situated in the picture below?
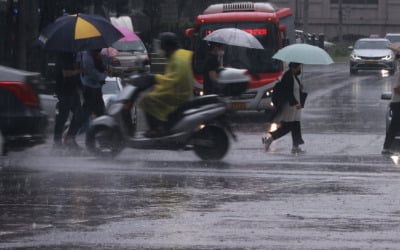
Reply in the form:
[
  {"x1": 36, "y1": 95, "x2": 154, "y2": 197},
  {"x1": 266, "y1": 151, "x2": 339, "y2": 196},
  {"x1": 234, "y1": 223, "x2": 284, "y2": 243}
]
[
  {"x1": 303, "y1": 0, "x2": 309, "y2": 33},
  {"x1": 338, "y1": 0, "x2": 343, "y2": 42}
]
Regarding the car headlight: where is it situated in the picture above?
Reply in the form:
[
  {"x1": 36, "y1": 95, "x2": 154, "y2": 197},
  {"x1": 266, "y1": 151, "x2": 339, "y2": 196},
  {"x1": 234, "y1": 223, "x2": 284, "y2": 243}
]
[
  {"x1": 350, "y1": 54, "x2": 361, "y2": 60},
  {"x1": 382, "y1": 54, "x2": 393, "y2": 61}
]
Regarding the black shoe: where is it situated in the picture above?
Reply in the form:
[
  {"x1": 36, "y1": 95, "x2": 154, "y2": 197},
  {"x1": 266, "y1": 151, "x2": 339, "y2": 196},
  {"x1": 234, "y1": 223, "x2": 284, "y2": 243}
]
[{"x1": 381, "y1": 149, "x2": 393, "y2": 156}]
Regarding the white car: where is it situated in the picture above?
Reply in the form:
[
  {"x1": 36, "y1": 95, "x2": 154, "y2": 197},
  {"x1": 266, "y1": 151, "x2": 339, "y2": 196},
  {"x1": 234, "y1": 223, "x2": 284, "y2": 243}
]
[
  {"x1": 102, "y1": 77, "x2": 123, "y2": 108},
  {"x1": 349, "y1": 38, "x2": 397, "y2": 75}
]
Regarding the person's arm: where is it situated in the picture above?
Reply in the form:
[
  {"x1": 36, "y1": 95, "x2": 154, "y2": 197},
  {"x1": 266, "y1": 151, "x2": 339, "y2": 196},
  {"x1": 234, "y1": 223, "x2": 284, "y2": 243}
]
[
  {"x1": 282, "y1": 72, "x2": 298, "y2": 106},
  {"x1": 82, "y1": 55, "x2": 107, "y2": 82},
  {"x1": 62, "y1": 68, "x2": 83, "y2": 78}
]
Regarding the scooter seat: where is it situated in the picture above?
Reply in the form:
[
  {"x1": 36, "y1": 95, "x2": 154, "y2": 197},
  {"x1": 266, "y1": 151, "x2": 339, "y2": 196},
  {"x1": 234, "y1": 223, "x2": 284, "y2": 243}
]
[{"x1": 167, "y1": 94, "x2": 223, "y2": 126}]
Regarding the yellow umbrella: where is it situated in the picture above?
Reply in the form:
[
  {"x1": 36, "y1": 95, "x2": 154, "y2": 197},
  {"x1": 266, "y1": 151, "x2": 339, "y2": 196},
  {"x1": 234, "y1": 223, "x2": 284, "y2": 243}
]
[{"x1": 38, "y1": 13, "x2": 123, "y2": 52}]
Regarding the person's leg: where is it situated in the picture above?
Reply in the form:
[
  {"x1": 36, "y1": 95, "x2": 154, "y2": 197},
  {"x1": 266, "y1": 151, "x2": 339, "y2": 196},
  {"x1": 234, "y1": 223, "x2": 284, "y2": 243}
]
[
  {"x1": 270, "y1": 122, "x2": 291, "y2": 140},
  {"x1": 144, "y1": 113, "x2": 168, "y2": 138},
  {"x1": 291, "y1": 121, "x2": 305, "y2": 154},
  {"x1": 264, "y1": 122, "x2": 291, "y2": 150},
  {"x1": 53, "y1": 96, "x2": 71, "y2": 145},
  {"x1": 67, "y1": 88, "x2": 91, "y2": 138},
  {"x1": 383, "y1": 102, "x2": 400, "y2": 152},
  {"x1": 291, "y1": 121, "x2": 304, "y2": 147},
  {"x1": 91, "y1": 88, "x2": 105, "y2": 117},
  {"x1": 65, "y1": 93, "x2": 82, "y2": 138}
]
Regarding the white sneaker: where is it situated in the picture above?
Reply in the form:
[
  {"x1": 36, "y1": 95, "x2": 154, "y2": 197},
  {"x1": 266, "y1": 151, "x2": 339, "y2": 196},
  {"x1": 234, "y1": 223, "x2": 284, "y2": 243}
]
[
  {"x1": 291, "y1": 146, "x2": 305, "y2": 154},
  {"x1": 262, "y1": 136, "x2": 273, "y2": 151}
]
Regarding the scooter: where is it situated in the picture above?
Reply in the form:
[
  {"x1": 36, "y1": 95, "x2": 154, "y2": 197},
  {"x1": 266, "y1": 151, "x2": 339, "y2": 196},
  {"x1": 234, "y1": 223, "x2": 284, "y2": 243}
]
[{"x1": 85, "y1": 68, "x2": 249, "y2": 160}]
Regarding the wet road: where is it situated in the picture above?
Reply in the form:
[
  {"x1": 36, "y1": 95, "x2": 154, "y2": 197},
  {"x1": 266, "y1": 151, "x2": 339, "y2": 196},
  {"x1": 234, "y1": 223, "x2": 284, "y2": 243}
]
[{"x1": 1, "y1": 63, "x2": 400, "y2": 249}]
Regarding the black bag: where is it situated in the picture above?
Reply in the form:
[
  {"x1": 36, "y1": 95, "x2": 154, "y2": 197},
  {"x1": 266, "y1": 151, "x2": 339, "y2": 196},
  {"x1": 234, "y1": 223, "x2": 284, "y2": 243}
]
[
  {"x1": 300, "y1": 91, "x2": 308, "y2": 107},
  {"x1": 271, "y1": 80, "x2": 285, "y2": 107}
]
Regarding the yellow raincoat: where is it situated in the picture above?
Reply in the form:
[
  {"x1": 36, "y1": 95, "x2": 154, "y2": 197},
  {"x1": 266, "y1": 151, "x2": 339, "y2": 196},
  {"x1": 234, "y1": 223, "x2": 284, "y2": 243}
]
[{"x1": 139, "y1": 49, "x2": 193, "y2": 121}]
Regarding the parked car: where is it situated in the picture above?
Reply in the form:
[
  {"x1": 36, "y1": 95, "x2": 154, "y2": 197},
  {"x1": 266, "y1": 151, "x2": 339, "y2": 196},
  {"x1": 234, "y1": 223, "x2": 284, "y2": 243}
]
[
  {"x1": 349, "y1": 38, "x2": 397, "y2": 75},
  {"x1": 384, "y1": 33, "x2": 400, "y2": 58},
  {"x1": 295, "y1": 29, "x2": 335, "y2": 49},
  {"x1": 0, "y1": 65, "x2": 48, "y2": 154},
  {"x1": 384, "y1": 33, "x2": 400, "y2": 43},
  {"x1": 106, "y1": 26, "x2": 150, "y2": 76}
]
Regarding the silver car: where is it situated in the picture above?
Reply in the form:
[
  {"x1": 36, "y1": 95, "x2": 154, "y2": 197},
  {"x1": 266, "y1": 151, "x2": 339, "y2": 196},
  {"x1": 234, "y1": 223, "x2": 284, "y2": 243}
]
[
  {"x1": 349, "y1": 38, "x2": 397, "y2": 75},
  {"x1": 109, "y1": 40, "x2": 150, "y2": 75}
]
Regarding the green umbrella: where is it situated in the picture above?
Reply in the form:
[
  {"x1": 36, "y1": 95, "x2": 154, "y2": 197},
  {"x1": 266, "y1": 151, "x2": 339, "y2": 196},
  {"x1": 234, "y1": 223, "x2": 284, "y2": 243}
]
[{"x1": 272, "y1": 43, "x2": 334, "y2": 65}]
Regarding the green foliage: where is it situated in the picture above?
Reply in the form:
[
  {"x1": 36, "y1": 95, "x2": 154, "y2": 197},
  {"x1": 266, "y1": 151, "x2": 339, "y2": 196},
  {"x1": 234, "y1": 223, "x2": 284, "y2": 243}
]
[{"x1": 326, "y1": 41, "x2": 353, "y2": 62}]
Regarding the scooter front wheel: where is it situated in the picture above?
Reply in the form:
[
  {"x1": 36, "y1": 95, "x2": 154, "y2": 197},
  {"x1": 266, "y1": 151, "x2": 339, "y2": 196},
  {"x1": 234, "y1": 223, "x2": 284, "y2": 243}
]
[
  {"x1": 192, "y1": 125, "x2": 229, "y2": 160},
  {"x1": 85, "y1": 125, "x2": 124, "y2": 157}
]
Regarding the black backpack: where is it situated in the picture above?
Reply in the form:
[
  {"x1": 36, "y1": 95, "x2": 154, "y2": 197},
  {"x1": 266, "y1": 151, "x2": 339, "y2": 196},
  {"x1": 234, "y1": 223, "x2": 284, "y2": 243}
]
[{"x1": 271, "y1": 80, "x2": 285, "y2": 107}]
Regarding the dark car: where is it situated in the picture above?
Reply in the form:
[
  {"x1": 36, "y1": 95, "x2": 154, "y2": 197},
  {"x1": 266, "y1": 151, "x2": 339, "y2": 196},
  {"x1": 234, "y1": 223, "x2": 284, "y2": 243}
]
[{"x1": 0, "y1": 65, "x2": 48, "y2": 154}]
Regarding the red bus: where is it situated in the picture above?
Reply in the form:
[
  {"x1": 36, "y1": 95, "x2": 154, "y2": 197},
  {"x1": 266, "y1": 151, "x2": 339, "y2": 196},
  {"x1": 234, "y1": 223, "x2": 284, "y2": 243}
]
[{"x1": 185, "y1": 2, "x2": 295, "y2": 111}]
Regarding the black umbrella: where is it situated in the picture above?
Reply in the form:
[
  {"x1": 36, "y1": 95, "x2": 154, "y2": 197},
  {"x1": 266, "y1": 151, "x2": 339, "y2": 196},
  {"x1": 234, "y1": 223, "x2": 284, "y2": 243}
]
[{"x1": 38, "y1": 13, "x2": 123, "y2": 52}]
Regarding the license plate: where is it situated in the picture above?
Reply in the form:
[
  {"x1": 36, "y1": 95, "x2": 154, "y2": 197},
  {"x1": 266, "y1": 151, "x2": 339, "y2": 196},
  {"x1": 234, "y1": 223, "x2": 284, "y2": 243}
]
[
  {"x1": 365, "y1": 61, "x2": 377, "y2": 64},
  {"x1": 230, "y1": 102, "x2": 246, "y2": 110}
]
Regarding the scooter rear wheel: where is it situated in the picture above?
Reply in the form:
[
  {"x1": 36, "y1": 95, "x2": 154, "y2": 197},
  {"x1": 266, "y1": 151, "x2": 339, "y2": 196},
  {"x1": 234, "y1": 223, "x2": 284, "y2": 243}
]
[
  {"x1": 192, "y1": 125, "x2": 229, "y2": 160},
  {"x1": 86, "y1": 125, "x2": 124, "y2": 157}
]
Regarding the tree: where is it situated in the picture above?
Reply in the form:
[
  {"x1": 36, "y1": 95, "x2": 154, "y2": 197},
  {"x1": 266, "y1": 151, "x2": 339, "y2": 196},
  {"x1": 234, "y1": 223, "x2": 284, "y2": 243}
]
[{"x1": 142, "y1": 0, "x2": 164, "y2": 42}]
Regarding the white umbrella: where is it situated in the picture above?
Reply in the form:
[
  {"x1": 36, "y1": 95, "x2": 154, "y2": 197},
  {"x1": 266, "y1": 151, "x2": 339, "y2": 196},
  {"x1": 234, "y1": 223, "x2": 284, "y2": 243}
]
[
  {"x1": 203, "y1": 28, "x2": 264, "y2": 50},
  {"x1": 272, "y1": 43, "x2": 334, "y2": 65}
]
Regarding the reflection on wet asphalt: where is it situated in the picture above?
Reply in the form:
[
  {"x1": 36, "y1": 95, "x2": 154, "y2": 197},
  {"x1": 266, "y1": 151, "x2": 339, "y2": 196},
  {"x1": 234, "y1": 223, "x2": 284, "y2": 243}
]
[{"x1": 1, "y1": 63, "x2": 400, "y2": 249}]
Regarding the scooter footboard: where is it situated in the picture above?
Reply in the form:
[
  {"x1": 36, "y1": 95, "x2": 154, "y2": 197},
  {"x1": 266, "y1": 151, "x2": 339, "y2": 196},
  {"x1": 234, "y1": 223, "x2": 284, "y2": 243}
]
[
  {"x1": 91, "y1": 115, "x2": 118, "y2": 128},
  {"x1": 170, "y1": 104, "x2": 227, "y2": 133}
]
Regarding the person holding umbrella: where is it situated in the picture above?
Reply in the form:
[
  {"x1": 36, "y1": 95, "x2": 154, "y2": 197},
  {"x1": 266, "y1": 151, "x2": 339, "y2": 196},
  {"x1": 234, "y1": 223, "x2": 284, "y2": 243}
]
[
  {"x1": 203, "y1": 42, "x2": 225, "y2": 95},
  {"x1": 65, "y1": 49, "x2": 109, "y2": 147},
  {"x1": 263, "y1": 62, "x2": 305, "y2": 154},
  {"x1": 39, "y1": 13, "x2": 123, "y2": 149},
  {"x1": 263, "y1": 43, "x2": 334, "y2": 153},
  {"x1": 53, "y1": 52, "x2": 83, "y2": 149}
]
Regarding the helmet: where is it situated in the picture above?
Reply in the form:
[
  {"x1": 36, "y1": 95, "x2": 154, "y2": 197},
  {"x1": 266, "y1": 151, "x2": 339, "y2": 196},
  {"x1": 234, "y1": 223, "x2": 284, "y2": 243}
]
[{"x1": 158, "y1": 32, "x2": 180, "y2": 48}]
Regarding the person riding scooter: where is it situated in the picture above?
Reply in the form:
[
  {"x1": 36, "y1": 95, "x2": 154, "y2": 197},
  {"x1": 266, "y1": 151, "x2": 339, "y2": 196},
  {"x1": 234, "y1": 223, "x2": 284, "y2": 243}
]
[{"x1": 138, "y1": 32, "x2": 193, "y2": 138}]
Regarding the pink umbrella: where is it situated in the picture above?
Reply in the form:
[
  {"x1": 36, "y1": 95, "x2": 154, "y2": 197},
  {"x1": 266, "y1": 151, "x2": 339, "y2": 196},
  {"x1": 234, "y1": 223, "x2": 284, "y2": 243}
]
[
  {"x1": 115, "y1": 26, "x2": 140, "y2": 42},
  {"x1": 101, "y1": 47, "x2": 119, "y2": 57}
]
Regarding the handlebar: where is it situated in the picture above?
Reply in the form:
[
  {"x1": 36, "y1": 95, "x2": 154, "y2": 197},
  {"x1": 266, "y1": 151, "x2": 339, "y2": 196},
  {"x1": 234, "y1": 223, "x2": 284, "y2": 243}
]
[{"x1": 124, "y1": 73, "x2": 156, "y2": 91}]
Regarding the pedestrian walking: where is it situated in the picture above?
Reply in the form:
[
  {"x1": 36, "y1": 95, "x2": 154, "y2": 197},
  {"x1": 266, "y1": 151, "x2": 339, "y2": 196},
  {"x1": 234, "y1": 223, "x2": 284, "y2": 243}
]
[
  {"x1": 53, "y1": 52, "x2": 83, "y2": 148},
  {"x1": 66, "y1": 49, "x2": 108, "y2": 147},
  {"x1": 382, "y1": 76, "x2": 400, "y2": 155},
  {"x1": 203, "y1": 42, "x2": 225, "y2": 95},
  {"x1": 262, "y1": 62, "x2": 306, "y2": 154}
]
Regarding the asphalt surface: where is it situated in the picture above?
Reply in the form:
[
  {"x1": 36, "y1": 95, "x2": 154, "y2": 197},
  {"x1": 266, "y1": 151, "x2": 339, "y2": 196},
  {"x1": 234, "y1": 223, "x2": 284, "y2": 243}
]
[{"x1": 1, "y1": 63, "x2": 400, "y2": 249}]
